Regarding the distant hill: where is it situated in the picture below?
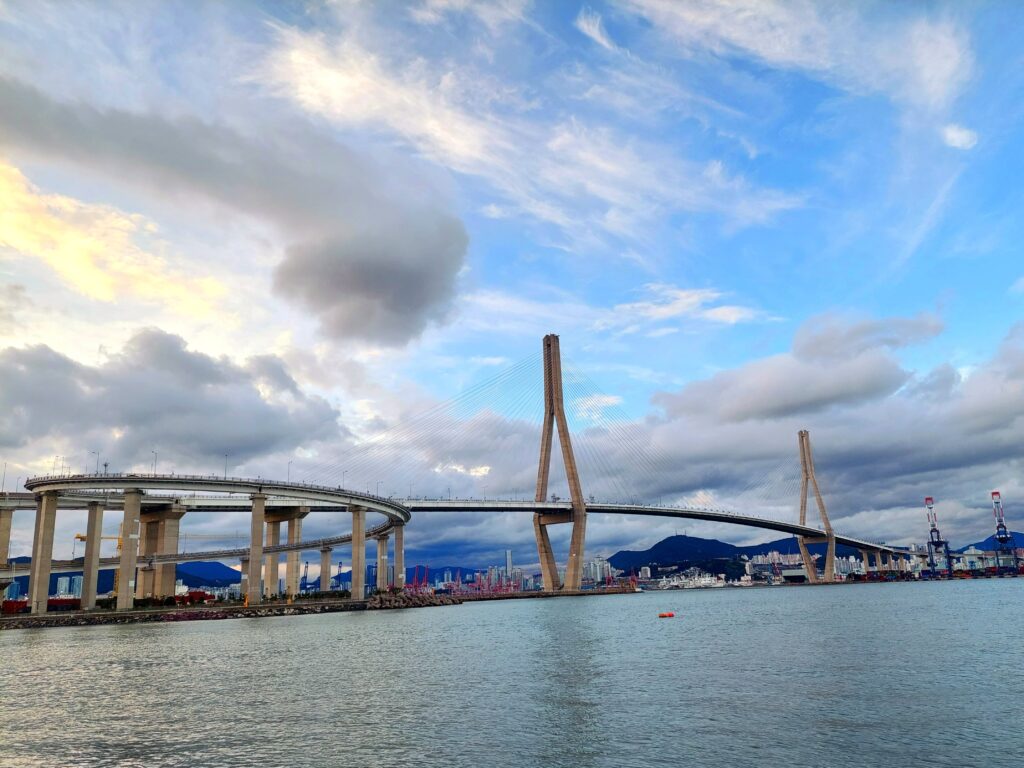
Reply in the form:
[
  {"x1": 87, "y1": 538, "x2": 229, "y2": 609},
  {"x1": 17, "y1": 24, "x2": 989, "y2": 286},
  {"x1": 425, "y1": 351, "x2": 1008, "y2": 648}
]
[
  {"x1": 608, "y1": 534, "x2": 865, "y2": 571},
  {"x1": 5, "y1": 561, "x2": 241, "y2": 596},
  {"x1": 955, "y1": 531, "x2": 1024, "y2": 553},
  {"x1": 177, "y1": 561, "x2": 241, "y2": 588}
]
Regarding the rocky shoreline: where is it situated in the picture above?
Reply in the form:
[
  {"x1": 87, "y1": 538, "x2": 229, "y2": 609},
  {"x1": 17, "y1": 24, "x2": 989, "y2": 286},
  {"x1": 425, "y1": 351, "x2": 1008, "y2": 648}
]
[
  {"x1": 0, "y1": 592, "x2": 465, "y2": 631},
  {"x1": 0, "y1": 589, "x2": 639, "y2": 631},
  {"x1": 366, "y1": 592, "x2": 462, "y2": 609}
]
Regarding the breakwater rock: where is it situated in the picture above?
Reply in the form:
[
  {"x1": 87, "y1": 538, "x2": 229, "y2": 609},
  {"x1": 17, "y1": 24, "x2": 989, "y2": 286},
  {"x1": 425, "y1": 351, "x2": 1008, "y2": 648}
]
[
  {"x1": 0, "y1": 600, "x2": 365, "y2": 631},
  {"x1": 366, "y1": 592, "x2": 461, "y2": 610}
]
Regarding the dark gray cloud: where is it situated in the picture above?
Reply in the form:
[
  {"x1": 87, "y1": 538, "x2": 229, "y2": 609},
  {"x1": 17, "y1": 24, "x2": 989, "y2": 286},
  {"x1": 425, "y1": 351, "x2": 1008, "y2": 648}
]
[
  {"x1": 653, "y1": 351, "x2": 909, "y2": 422},
  {"x1": 0, "y1": 328, "x2": 340, "y2": 468},
  {"x1": 0, "y1": 76, "x2": 467, "y2": 345},
  {"x1": 0, "y1": 283, "x2": 30, "y2": 332},
  {"x1": 653, "y1": 312, "x2": 944, "y2": 423},
  {"x1": 275, "y1": 215, "x2": 467, "y2": 344},
  {"x1": 792, "y1": 311, "x2": 943, "y2": 359}
]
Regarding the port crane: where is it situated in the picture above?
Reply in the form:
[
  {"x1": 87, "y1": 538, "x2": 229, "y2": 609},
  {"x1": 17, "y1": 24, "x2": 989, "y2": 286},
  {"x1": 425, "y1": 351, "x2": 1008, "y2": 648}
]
[
  {"x1": 991, "y1": 491, "x2": 1020, "y2": 573},
  {"x1": 71, "y1": 526, "x2": 123, "y2": 593},
  {"x1": 925, "y1": 497, "x2": 953, "y2": 578}
]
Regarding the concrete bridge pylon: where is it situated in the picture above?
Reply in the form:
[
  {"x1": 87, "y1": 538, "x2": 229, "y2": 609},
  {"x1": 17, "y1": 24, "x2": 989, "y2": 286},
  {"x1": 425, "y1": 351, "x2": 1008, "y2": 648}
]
[
  {"x1": 796, "y1": 430, "x2": 837, "y2": 583},
  {"x1": 533, "y1": 334, "x2": 587, "y2": 592}
]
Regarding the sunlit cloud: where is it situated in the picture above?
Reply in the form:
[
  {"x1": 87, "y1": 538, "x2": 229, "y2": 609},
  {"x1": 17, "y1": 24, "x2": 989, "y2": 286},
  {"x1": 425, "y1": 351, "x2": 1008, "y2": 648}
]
[{"x1": 0, "y1": 160, "x2": 225, "y2": 317}]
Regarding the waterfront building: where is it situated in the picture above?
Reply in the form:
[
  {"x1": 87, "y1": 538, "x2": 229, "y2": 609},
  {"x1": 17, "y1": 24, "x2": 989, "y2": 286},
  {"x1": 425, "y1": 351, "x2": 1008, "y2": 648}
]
[
  {"x1": 70, "y1": 575, "x2": 83, "y2": 598},
  {"x1": 504, "y1": 549, "x2": 512, "y2": 577},
  {"x1": 56, "y1": 576, "x2": 70, "y2": 596},
  {"x1": 639, "y1": 567, "x2": 651, "y2": 580}
]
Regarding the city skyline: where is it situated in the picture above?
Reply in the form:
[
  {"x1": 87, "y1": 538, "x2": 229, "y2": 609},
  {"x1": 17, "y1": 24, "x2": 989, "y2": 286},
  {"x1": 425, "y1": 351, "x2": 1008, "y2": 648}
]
[{"x1": 2, "y1": 2, "x2": 1024, "y2": 565}]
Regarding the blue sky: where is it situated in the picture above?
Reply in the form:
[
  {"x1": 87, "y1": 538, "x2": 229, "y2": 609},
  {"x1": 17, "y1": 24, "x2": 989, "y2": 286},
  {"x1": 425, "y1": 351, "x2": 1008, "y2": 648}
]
[{"x1": 1, "y1": 1, "x2": 1023, "y2": 566}]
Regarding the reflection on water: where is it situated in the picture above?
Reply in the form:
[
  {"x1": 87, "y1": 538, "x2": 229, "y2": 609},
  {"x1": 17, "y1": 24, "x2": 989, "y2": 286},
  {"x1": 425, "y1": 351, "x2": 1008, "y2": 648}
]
[{"x1": 2, "y1": 580, "x2": 1022, "y2": 767}]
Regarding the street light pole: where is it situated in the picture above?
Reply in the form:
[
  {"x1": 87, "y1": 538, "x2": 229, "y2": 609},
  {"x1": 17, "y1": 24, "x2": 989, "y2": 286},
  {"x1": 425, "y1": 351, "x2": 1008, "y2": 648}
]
[
  {"x1": 287, "y1": 460, "x2": 292, "y2": 483},
  {"x1": 90, "y1": 450, "x2": 99, "y2": 474},
  {"x1": 376, "y1": 480, "x2": 382, "y2": 496},
  {"x1": 342, "y1": 470, "x2": 347, "y2": 488},
  {"x1": 151, "y1": 450, "x2": 158, "y2": 474},
  {"x1": 224, "y1": 454, "x2": 228, "y2": 479}
]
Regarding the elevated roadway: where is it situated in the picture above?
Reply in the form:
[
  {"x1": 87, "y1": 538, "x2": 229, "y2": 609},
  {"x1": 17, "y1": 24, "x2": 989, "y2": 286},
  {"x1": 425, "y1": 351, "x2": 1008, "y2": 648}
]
[{"x1": 402, "y1": 499, "x2": 900, "y2": 554}]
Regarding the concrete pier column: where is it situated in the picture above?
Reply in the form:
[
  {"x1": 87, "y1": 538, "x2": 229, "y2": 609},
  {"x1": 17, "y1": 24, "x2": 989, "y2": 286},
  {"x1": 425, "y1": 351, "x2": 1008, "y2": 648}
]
[
  {"x1": 393, "y1": 524, "x2": 405, "y2": 589},
  {"x1": 350, "y1": 506, "x2": 365, "y2": 600},
  {"x1": 860, "y1": 550, "x2": 871, "y2": 575},
  {"x1": 81, "y1": 502, "x2": 104, "y2": 610},
  {"x1": 155, "y1": 506, "x2": 184, "y2": 598},
  {"x1": 135, "y1": 517, "x2": 158, "y2": 599},
  {"x1": 319, "y1": 547, "x2": 332, "y2": 592},
  {"x1": 116, "y1": 490, "x2": 142, "y2": 611},
  {"x1": 376, "y1": 534, "x2": 389, "y2": 591},
  {"x1": 0, "y1": 508, "x2": 12, "y2": 565},
  {"x1": 28, "y1": 491, "x2": 59, "y2": 614},
  {"x1": 285, "y1": 514, "x2": 304, "y2": 596},
  {"x1": 264, "y1": 521, "x2": 281, "y2": 597},
  {"x1": 246, "y1": 493, "x2": 266, "y2": 605},
  {"x1": 239, "y1": 557, "x2": 249, "y2": 600}
]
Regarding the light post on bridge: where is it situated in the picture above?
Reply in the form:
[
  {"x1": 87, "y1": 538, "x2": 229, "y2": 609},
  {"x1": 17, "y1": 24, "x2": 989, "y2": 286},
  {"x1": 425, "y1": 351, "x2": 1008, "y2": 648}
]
[
  {"x1": 89, "y1": 450, "x2": 99, "y2": 474},
  {"x1": 287, "y1": 460, "x2": 292, "y2": 482},
  {"x1": 376, "y1": 480, "x2": 382, "y2": 496},
  {"x1": 151, "y1": 450, "x2": 158, "y2": 474}
]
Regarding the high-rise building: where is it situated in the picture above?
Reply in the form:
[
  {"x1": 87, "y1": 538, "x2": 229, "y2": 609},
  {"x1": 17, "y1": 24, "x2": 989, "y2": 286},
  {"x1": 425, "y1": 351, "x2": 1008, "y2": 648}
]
[
  {"x1": 71, "y1": 575, "x2": 83, "y2": 597},
  {"x1": 56, "y1": 576, "x2": 70, "y2": 596},
  {"x1": 505, "y1": 549, "x2": 513, "y2": 577}
]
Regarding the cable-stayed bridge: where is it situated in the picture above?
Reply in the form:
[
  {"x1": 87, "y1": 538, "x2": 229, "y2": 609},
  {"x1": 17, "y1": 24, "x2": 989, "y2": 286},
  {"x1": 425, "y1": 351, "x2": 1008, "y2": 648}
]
[{"x1": 2, "y1": 335, "x2": 909, "y2": 615}]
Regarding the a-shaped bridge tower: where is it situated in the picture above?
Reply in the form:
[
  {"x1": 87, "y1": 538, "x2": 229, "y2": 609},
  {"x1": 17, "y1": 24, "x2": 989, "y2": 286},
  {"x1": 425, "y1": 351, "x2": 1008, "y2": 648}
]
[{"x1": 533, "y1": 334, "x2": 588, "y2": 591}]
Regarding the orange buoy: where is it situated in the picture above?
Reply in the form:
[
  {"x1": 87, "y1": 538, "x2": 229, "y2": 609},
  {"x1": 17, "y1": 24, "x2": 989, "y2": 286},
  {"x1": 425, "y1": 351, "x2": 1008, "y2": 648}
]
[{"x1": 658, "y1": 611, "x2": 675, "y2": 618}]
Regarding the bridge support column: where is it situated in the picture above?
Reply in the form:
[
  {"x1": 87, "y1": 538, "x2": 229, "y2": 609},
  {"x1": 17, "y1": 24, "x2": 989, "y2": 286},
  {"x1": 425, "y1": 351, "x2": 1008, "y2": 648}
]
[
  {"x1": 155, "y1": 507, "x2": 184, "y2": 598},
  {"x1": 350, "y1": 505, "x2": 365, "y2": 599},
  {"x1": 28, "y1": 491, "x2": 59, "y2": 614},
  {"x1": 319, "y1": 547, "x2": 332, "y2": 592},
  {"x1": 533, "y1": 334, "x2": 588, "y2": 592},
  {"x1": 81, "y1": 501, "x2": 104, "y2": 610},
  {"x1": 246, "y1": 493, "x2": 266, "y2": 605},
  {"x1": 0, "y1": 507, "x2": 12, "y2": 565},
  {"x1": 285, "y1": 513, "x2": 304, "y2": 596},
  {"x1": 116, "y1": 490, "x2": 142, "y2": 611},
  {"x1": 860, "y1": 550, "x2": 871, "y2": 576},
  {"x1": 796, "y1": 430, "x2": 836, "y2": 583},
  {"x1": 136, "y1": 517, "x2": 158, "y2": 599},
  {"x1": 239, "y1": 557, "x2": 248, "y2": 600},
  {"x1": 265, "y1": 521, "x2": 281, "y2": 597},
  {"x1": 376, "y1": 534, "x2": 389, "y2": 591},
  {"x1": 137, "y1": 505, "x2": 185, "y2": 599},
  {"x1": 393, "y1": 524, "x2": 405, "y2": 589}
]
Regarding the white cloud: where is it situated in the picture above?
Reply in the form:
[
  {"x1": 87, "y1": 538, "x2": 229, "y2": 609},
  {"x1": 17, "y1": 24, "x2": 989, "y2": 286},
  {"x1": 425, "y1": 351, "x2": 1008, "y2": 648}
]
[
  {"x1": 574, "y1": 7, "x2": 619, "y2": 52},
  {"x1": 259, "y1": 24, "x2": 802, "y2": 250},
  {"x1": 600, "y1": 283, "x2": 763, "y2": 334},
  {"x1": 942, "y1": 123, "x2": 978, "y2": 150},
  {"x1": 624, "y1": 0, "x2": 973, "y2": 111},
  {"x1": 1011, "y1": 277, "x2": 1024, "y2": 295},
  {"x1": 409, "y1": 0, "x2": 530, "y2": 32},
  {"x1": 574, "y1": 393, "x2": 623, "y2": 421}
]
